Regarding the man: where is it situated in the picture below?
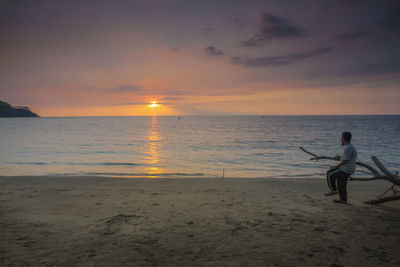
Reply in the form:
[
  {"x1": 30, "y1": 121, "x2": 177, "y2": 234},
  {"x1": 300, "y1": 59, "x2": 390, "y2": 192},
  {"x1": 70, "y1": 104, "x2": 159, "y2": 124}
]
[{"x1": 325, "y1": 132, "x2": 357, "y2": 204}]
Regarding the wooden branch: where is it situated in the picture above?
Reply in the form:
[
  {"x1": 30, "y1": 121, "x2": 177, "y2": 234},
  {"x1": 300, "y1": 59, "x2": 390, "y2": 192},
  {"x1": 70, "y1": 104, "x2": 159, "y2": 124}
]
[
  {"x1": 299, "y1": 147, "x2": 318, "y2": 158},
  {"x1": 299, "y1": 147, "x2": 400, "y2": 187},
  {"x1": 364, "y1": 195, "x2": 400, "y2": 205},
  {"x1": 355, "y1": 161, "x2": 381, "y2": 177},
  {"x1": 377, "y1": 184, "x2": 397, "y2": 198},
  {"x1": 355, "y1": 169, "x2": 374, "y2": 175},
  {"x1": 382, "y1": 175, "x2": 400, "y2": 186},
  {"x1": 299, "y1": 147, "x2": 380, "y2": 176},
  {"x1": 299, "y1": 147, "x2": 340, "y2": 161},
  {"x1": 371, "y1": 156, "x2": 392, "y2": 176},
  {"x1": 349, "y1": 176, "x2": 378, "y2": 181},
  {"x1": 299, "y1": 146, "x2": 400, "y2": 204}
]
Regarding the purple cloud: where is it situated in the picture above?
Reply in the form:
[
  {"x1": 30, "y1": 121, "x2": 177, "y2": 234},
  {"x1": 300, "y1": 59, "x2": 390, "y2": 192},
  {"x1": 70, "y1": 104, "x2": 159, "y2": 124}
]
[
  {"x1": 241, "y1": 13, "x2": 306, "y2": 46},
  {"x1": 107, "y1": 85, "x2": 141, "y2": 93},
  {"x1": 231, "y1": 47, "x2": 333, "y2": 67},
  {"x1": 204, "y1": 46, "x2": 225, "y2": 56}
]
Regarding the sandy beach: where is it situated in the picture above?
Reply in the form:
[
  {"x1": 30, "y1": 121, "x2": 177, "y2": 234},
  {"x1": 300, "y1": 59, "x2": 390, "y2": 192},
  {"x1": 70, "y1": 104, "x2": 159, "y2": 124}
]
[{"x1": 0, "y1": 176, "x2": 399, "y2": 266}]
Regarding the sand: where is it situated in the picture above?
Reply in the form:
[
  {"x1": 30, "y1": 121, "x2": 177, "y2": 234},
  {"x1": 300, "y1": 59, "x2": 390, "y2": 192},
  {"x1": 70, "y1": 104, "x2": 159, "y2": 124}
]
[{"x1": 0, "y1": 176, "x2": 399, "y2": 266}]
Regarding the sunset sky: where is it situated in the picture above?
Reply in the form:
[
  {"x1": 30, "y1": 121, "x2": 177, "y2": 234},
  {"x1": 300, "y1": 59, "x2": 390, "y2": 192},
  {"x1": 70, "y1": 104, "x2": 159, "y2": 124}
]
[{"x1": 1, "y1": 0, "x2": 400, "y2": 116}]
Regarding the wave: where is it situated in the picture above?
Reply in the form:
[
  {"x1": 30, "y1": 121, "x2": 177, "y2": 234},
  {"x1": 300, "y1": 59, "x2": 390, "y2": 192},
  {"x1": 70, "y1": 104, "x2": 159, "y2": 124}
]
[
  {"x1": 7, "y1": 161, "x2": 139, "y2": 166},
  {"x1": 85, "y1": 172, "x2": 207, "y2": 177},
  {"x1": 76, "y1": 162, "x2": 139, "y2": 166},
  {"x1": 275, "y1": 172, "x2": 322, "y2": 178},
  {"x1": 6, "y1": 162, "x2": 49, "y2": 165}
]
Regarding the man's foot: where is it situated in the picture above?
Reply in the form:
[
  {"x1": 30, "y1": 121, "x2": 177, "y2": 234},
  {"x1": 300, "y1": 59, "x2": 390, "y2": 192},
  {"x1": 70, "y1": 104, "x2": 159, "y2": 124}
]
[
  {"x1": 333, "y1": 199, "x2": 347, "y2": 204},
  {"x1": 325, "y1": 191, "x2": 338, "y2": 196}
]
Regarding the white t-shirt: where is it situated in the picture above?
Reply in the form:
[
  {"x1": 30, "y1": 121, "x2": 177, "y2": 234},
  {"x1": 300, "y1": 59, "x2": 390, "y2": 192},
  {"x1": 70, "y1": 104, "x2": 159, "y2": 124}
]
[{"x1": 340, "y1": 143, "x2": 357, "y2": 174}]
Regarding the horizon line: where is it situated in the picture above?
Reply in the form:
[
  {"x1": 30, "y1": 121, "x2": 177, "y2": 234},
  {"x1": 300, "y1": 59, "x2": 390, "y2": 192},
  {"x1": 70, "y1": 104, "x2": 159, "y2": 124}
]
[{"x1": 5, "y1": 114, "x2": 400, "y2": 118}]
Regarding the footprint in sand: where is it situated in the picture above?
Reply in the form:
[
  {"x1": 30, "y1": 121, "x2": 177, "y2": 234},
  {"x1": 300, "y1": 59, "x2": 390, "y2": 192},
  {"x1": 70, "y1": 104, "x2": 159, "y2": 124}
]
[
  {"x1": 328, "y1": 245, "x2": 345, "y2": 253},
  {"x1": 86, "y1": 249, "x2": 96, "y2": 258},
  {"x1": 313, "y1": 226, "x2": 326, "y2": 233},
  {"x1": 99, "y1": 213, "x2": 141, "y2": 236},
  {"x1": 103, "y1": 214, "x2": 141, "y2": 226},
  {"x1": 23, "y1": 240, "x2": 36, "y2": 247},
  {"x1": 291, "y1": 218, "x2": 306, "y2": 223}
]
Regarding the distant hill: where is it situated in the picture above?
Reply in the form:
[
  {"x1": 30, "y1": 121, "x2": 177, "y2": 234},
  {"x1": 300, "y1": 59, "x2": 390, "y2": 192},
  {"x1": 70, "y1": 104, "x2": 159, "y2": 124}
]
[{"x1": 0, "y1": 100, "x2": 39, "y2": 117}]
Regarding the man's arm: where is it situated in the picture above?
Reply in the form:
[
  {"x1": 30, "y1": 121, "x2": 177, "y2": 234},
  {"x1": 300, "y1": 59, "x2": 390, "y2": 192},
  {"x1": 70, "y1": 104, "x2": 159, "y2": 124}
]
[
  {"x1": 330, "y1": 160, "x2": 349, "y2": 169},
  {"x1": 330, "y1": 146, "x2": 351, "y2": 169}
]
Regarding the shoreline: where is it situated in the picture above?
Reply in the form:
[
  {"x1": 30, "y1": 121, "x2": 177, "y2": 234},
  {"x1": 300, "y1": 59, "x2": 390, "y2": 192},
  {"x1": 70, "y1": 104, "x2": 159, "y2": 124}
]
[
  {"x1": 0, "y1": 175, "x2": 327, "y2": 181},
  {"x1": 0, "y1": 175, "x2": 324, "y2": 179},
  {"x1": 1, "y1": 176, "x2": 399, "y2": 266}
]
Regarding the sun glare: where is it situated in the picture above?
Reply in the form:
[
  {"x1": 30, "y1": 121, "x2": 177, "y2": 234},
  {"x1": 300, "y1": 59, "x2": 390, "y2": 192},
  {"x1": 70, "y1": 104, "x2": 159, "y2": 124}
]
[{"x1": 148, "y1": 101, "x2": 159, "y2": 108}]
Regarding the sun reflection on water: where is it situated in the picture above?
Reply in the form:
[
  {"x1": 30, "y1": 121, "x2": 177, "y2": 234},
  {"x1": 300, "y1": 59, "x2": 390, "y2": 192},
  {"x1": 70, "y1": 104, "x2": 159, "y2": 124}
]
[{"x1": 142, "y1": 116, "x2": 163, "y2": 177}]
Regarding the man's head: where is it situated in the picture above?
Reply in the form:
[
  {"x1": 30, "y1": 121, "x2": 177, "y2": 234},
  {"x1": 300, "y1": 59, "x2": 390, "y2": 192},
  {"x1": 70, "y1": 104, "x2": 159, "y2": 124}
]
[{"x1": 341, "y1": 132, "x2": 352, "y2": 146}]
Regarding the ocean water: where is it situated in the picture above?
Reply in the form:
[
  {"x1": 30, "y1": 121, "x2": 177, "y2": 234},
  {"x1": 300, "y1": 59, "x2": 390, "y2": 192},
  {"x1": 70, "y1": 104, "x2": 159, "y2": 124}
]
[{"x1": 0, "y1": 115, "x2": 399, "y2": 178}]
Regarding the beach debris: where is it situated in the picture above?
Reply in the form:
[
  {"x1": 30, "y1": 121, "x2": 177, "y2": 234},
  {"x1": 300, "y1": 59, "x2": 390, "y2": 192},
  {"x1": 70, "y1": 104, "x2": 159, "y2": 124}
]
[
  {"x1": 364, "y1": 194, "x2": 400, "y2": 205},
  {"x1": 299, "y1": 147, "x2": 399, "y2": 204}
]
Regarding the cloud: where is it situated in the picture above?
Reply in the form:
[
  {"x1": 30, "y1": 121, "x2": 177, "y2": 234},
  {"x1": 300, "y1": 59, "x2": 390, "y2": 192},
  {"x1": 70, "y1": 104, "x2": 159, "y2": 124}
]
[
  {"x1": 329, "y1": 0, "x2": 366, "y2": 7},
  {"x1": 111, "y1": 102, "x2": 147, "y2": 106},
  {"x1": 333, "y1": 31, "x2": 369, "y2": 41},
  {"x1": 201, "y1": 27, "x2": 213, "y2": 35},
  {"x1": 163, "y1": 96, "x2": 185, "y2": 101},
  {"x1": 170, "y1": 47, "x2": 179, "y2": 52},
  {"x1": 346, "y1": 58, "x2": 400, "y2": 75},
  {"x1": 226, "y1": 17, "x2": 249, "y2": 30},
  {"x1": 204, "y1": 46, "x2": 225, "y2": 56},
  {"x1": 230, "y1": 47, "x2": 333, "y2": 68},
  {"x1": 107, "y1": 85, "x2": 141, "y2": 93},
  {"x1": 241, "y1": 13, "x2": 306, "y2": 46},
  {"x1": 114, "y1": 101, "x2": 173, "y2": 106},
  {"x1": 378, "y1": 0, "x2": 400, "y2": 31}
]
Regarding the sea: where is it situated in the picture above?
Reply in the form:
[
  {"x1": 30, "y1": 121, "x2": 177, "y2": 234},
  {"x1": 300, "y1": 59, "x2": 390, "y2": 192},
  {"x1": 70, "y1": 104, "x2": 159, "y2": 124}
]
[{"x1": 0, "y1": 115, "x2": 399, "y2": 178}]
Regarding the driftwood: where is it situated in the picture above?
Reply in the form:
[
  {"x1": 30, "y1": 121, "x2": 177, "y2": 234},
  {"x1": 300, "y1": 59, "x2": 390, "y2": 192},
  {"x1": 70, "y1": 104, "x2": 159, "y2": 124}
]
[
  {"x1": 299, "y1": 147, "x2": 399, "y2": 204},
  {"x1": 364, "y1": 195, "x2": 400, "y2": 205}
]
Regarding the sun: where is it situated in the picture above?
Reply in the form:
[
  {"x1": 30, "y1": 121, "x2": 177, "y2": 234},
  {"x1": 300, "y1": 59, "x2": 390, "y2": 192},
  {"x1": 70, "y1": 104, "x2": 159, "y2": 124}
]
[{"x1": 148, "y1": 101, "x2": 159, "y2": 108}]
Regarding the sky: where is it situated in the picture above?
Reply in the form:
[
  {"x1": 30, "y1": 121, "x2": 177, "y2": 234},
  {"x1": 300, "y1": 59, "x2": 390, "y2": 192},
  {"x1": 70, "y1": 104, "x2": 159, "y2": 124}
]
[{"x1": 1, "y1": 0, "x2": 400, "y2": 116}]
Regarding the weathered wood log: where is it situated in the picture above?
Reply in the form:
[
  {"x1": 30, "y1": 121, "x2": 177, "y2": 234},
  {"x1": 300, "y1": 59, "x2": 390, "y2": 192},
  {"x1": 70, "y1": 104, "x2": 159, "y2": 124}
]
[
  {"x1": 299, "y1": 147, "x2": 380, "y2": 176},
  {"x1": 364, "y1": 195, "x2": 400, "y2": 205},
  {"x1": 299, "y1": 147, "x2": 399, "y2": 204},
  {"x1": 299, "y1": 147, "x2": 399, "y2": 186},
  {"x1": 371, "y1": 156, "x2": 392, "y2": 176}
]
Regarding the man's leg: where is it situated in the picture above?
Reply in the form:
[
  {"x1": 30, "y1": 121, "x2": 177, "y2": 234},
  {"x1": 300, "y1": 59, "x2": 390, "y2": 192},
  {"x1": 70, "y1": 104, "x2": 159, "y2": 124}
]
[
  {"x1": 337, "y1": 173, "x2": 349, "y2": 202},
  {"x1": 326, "y1": 168, "x2": 341, "y2": 191}
]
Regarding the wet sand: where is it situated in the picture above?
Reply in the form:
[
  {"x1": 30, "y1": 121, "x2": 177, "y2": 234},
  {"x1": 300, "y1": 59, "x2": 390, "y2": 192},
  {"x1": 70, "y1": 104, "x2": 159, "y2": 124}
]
[{"x1": 0, "y1": 176, "x2": 399, "y2": 266}]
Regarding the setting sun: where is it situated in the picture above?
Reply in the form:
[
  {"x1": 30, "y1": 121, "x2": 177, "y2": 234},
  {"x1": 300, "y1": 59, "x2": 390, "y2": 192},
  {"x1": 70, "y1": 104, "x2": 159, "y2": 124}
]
[{"x1": 148, "y1": 101, "x2": 159, "y2": 108}]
